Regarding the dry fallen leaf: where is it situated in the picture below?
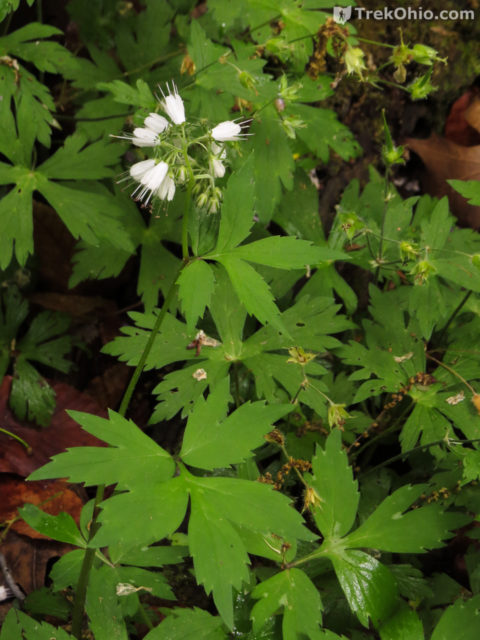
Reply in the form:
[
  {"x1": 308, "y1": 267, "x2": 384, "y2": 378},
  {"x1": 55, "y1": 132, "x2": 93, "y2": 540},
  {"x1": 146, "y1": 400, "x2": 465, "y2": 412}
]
[{"x1": 405, "y1": 133, "x2": 480, "y2": 228}]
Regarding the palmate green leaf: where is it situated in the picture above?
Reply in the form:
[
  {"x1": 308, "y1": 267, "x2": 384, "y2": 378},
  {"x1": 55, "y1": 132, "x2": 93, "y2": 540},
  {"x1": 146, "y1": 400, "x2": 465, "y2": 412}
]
[
  {"x1": 144, "y1": 608, "x2": 227, "y2": 640},
  {"x1": 0, "y1": 147, "x2": 133, "y2": 269},
  {"x1": 19, "y1": 504, "x2": 86, "y2": 547},
  {"x1": 180, "y1": 377, "x2": 292, "y2": 470},
  {"x1": 185, "y1": 472, "x2": 314, "y2": 628},
  {"x1": 177, "y1": 259, "x2": 216, "y2": 331},
  {"x1": 215, "y1": 155, "x2": 256, "y2": 252},
  {"x1": 307, "y1": 430, "x2": 359, "y2": 539},
  {"x1": 93, "y1": 477, "x2": 189, "y2": 548},
  {"x1": 330, "y1": 550, "x2": 398, "y2": 628},
  {"x1": 379, "y1": 603, "x2": 425, "y2": 640},
  {"x1": 430, "y1": 594, "x2": 480, "y2": 640},
  {"x1": 230, "y1": 236, "x2": 346, "y2": 269},
  {"x1": 251, "y1": 568, "x2": 323, "y2": 639},
  {"x1": 1, "y1": 610, "x2": 75, "y2": 640},
  {"x1": 343, "y1": 484, "x2": 468, "y2": 553},
  {"x1": 28, "y1": 410, "x2": 175, "y2": 489},
  {"x1": 218, "y1": 256, "x2": 288, "y2": 336}
]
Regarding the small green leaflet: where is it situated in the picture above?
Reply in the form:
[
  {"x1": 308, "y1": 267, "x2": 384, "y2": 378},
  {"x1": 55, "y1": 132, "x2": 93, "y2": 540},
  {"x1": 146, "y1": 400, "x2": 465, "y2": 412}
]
[
  {"x1": 177, "y1": 259, "x2": 216, "y2": 331},
  {"x1": 343, "y1": 484, "x2": 469, "y2": 553},
  {"x1": 330, "y1": 550, "x2": 398, "y2": 628},
  {"x1": 19, "y1": 504, "x2": 86, "y2": 547},
  {"x1": 96, "y1": 78, "x2": 155, "y2": 109},
  {"x1": 379, "y1": 603, "x2": 425, "y2": 640},
  {"x1": 28, "y1": 410, "x2": 175, "y2": 489},
  {"x1": 215, "y1": 155, "x2": 256, "y2": 253},
  {"x1": 420, "y1": 197, "x2": 452, "y2": 251},
  {"x1": 85, "y1": 565, "x2": 128, "y2": 640},
  {"x1": 144, "y1": 608, "x2": 227, "y2": 640},
  {"x1": 229, "y1": 236, "x2": 346, "y2": 269},
  {"x1": 180, "y1": 377, "x2": 292, "y2": 469},
  {"x1": 218, "y1": 256, "x2": 288, "y2": 336},
  {"x1": 188, "y1": 490, "x2": 250, "y2": 629},
  {"x1": 251, "y1": 568, "x2": 323, "y2": 639},
  {"x1": 430, "y1": 593, "x2": 480, "y2": 640},
  {"x1": 307, "y1": 430, "x2": 359, "y2": 539},
  {"x1": 92, "y1": 478, "x2": 189, "y2": 548}
]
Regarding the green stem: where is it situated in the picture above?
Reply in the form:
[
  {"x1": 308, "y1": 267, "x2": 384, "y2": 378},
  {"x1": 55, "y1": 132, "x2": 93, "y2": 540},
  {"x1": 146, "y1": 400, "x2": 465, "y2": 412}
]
[
  {"x1": 374, "y1": 169, "x2": 391, "y2": 285},
  {"x1": 0, "y1": 427, "x2": 30, "y2": 450},
  {"x1": 71, "y1": 186, "x2": 192, "y2": 639},
  {"x1": 118, "y1": 278, "x2": 179, "y2": 417}
]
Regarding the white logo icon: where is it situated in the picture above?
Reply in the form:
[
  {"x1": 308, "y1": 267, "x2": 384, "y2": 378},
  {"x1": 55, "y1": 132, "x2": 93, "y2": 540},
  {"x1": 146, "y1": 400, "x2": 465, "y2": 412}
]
[{"x1": 333, "y1": 6, "x2": 352, "y2": 24}]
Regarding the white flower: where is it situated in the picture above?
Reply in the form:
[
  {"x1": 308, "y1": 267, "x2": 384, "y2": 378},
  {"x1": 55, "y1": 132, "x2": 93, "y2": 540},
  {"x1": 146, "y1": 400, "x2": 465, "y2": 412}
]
[
  {"x1": 130, "y1": 160, "x2": 169, "y2": 204},
  {"x1": 159, "y1": 82, "x2": 186, "y2": 125},
  {"x1": 157, "y1": 174, "x2": 176, "y2": 201},
  {"x1": 131, "y1": 127, "x2": 159, "y2": 147},
  {"x1": 210, "y1": 141, "x2": 227, "y2": 177},
  {"x1": 211, "y1": 156, "x2": 226, "y2": 178},
  {"x1": 129, "y1": 159, "x2": 155, "y2": 181},
  {"x1": 211, "y1": 120, "x2": 249, "y2": 141},
  {"x1": 211, "y1": 142, "x2": 226, "y2": 158},
  {"x1": 144, "y1": 113, "x2": 169, "y2": 133}
]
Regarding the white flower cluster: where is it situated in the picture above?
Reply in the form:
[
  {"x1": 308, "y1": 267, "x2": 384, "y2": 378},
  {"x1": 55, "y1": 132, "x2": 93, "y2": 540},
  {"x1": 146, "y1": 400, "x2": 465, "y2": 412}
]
[{"x1": 119, "y1": 82, "x2": 250, "y2": 210}]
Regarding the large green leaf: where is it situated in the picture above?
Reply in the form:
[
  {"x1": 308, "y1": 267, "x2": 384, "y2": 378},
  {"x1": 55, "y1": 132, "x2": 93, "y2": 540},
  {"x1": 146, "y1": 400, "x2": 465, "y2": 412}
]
[
  {"x1": 28, "y1": 410, "x2": 175, "y2": 489},
  {"x1": 307, "y1": 430, "x2": 359, "y2": 539},
  {"x1": 251, "y1": 568, "x2": 323, "y2": 639}
]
